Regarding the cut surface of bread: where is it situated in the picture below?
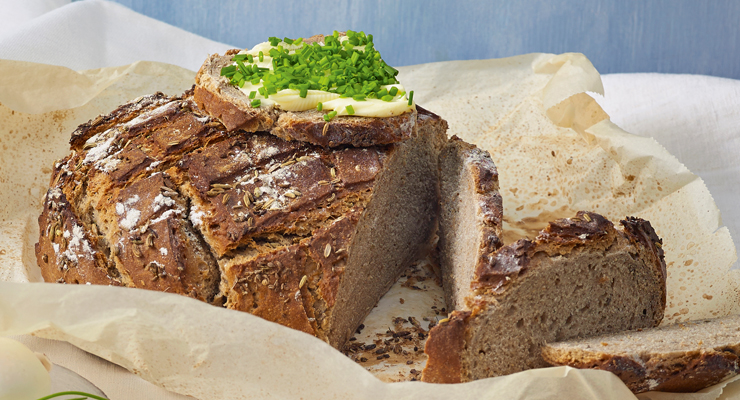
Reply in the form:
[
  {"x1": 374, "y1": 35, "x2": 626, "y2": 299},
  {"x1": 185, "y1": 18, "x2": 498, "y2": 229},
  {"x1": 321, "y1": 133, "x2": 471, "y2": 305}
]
[
  {"x1": 36, "y1": 90, "x2": 447, "y2": 349},
  {"x1": 543, "y1": 314, "x2": 740, "y2": 393},
  {"x1": 194, "y1": 35, "x2": 418, "y2": 148},
  {"x1": 423, "y1": 203, "x2": 667, "y2": 382}
]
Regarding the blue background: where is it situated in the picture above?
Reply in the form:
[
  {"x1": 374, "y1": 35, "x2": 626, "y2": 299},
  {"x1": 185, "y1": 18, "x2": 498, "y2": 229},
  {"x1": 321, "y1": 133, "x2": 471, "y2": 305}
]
[{"x1": 106, "y1": 0, "x2": 738, "y2": 79}]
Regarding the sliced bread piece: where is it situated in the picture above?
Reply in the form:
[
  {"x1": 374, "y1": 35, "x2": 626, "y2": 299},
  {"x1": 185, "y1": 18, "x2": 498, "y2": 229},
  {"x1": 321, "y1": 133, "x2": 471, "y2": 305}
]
[
  {"x1": 194, "y1": 34, "x2": 418, "y2": 147},
  {"x1": 543, "y1": 314, "x2": 740, "y2": 393},
  {"x1": 436, "y1": 136, "x2": 504, "y2": 311},
  {"x1": 37, "y1": 90, "x2": 448, "y2": 349},
  {"x1": 422, "y1": 207, "x2": 667, "y2": 382}
]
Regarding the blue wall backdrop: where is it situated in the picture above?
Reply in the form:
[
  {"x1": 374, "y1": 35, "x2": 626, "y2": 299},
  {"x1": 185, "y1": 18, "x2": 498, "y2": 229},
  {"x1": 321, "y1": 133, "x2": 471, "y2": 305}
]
[{"x1": 105, "y1": 0, "x2": 739, "y2": 79}]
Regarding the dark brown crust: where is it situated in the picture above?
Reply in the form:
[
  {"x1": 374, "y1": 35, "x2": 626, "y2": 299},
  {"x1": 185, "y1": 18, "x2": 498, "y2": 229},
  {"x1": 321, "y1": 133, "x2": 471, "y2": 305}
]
[
  {"x1": 620, "y1": 217, "x2": 667, "y2": 308},
  {"x1": 194, "y1": 45, "x2": 418, "y2": 147},
  {"x1": 471, "y1": 239, "x2": 534, "y2": 293},
  {"x1": 69, "y1": 92, "x2": 171, "y2": 150},
  {"x1": 38, "y1": 87, "x2": 450, "y2": 349},
  {"x1": 175, "y1": 133, "x2": 385, "y2": 257},
  {"x1": 421, "y1": 311, "x2": 471, "y2": 383},
  {"x1": 193, "y1": 85, "x2": 278, "y2": 133},
  {"x1": 542, "y1": 344, "x2": 740, "y2": 393},
  {"x1": 222, "y1": 211, "x2": 360, "y2": 338},
  {"x1": 472, "y1": 211, "x2": 617, "y2": 294},
  {"x1": 36, "y1": 187, "x2": 120, "y2": 286},
  {"x1": 271, "y1": 108, "x2": 416, "y2": 148}
]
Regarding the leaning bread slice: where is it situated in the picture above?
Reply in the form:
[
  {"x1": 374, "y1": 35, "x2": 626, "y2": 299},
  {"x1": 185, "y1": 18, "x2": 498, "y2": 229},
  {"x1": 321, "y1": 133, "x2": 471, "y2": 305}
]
[
  {"x1": 422, "y1": 209, "x2": 667, "y2": 383},
  {"x1": 436, "y1": 136, "x2": 504, "y2": 311},
  {"x1": 37, "y1": 88, "x2": 448, "y2": 350},
  {"x1": 543, "y1": 314, "x2": 740, "y2": 393},
  {"x1": 194, "y1": 33, "x2": 418, "y2": 147}
]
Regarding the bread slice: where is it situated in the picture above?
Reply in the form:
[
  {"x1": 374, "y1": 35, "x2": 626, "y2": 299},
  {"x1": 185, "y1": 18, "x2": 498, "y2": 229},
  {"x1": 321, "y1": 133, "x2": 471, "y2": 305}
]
[
  {"x1": 436, "y1": 136, "x2": 504, "y2": 311},
  {"x1": 194, "y1": 34, "x2": 418, "y2": 148},
  {"x1": 422, "y1": 139, "x2": 666, "y2": 383},
  {"x1": 36, "y1": 90, "x2": 448, "y2": 349},
  {"x1": 542, "y1": 315, "x2": 740, "y2": 393}
]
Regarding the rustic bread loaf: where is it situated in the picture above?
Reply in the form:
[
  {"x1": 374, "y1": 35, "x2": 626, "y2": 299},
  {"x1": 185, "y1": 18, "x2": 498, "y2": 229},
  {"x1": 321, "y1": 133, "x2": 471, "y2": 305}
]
[
  {"x1": 194, "y1": 34, "x2": 417, "y2": 148},
  {"x1": 542, "y1": 314, "x2": 740, "y2": 393},
  {"x1": 36, "y1": 89, "x2": 448, "y2": 349},
  {"x1": 422, "y1": 139, "x2": 666, "y2": 383}
]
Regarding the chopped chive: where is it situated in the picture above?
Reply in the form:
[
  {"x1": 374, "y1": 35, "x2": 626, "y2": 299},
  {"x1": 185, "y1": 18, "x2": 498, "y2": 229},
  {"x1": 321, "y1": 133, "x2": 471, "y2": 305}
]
[
  {"x1": 408, "y1": 90, "x2": 414, "y2": 105},
  {"x1": 317, "y1": 102, "x2": 323, "y2": 111},
  {"x1": 346, "y1": 105, "x2": 355, "y2": 115},
  {"x1": 323, "y1": 110, "x2": 338, "y2": 121},
  {"x1": 251, "y1": 99, "x2": 261, "y2": 107},
  {"x1": 249, "y1": 91, "x2": 256, "y2": 99},
  {"x1": 220, "y1": 65, "x2": 237, "y2": 76},
  {"x1": 225, "y1": 33, "x2": 410, "y2": 111}
]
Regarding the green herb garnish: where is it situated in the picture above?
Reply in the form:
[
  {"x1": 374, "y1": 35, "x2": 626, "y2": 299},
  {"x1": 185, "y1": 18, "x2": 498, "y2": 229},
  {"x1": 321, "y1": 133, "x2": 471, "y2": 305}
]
[
  {"x1": 220, "y1": 31, "x2": 406, "y2": 103},
  {"x1": 37, "y1": 391, "x2": 108, "y2": 400},
  {"x1": 323, "y1": 110, "x2": 338, "y2": 122}
]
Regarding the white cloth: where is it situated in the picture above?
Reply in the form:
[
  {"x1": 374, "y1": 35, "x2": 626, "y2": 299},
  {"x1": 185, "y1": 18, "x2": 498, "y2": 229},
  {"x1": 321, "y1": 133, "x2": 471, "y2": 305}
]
[
  {"x1": 595, "y1": 74, "x2": 740, "y2": 257},
  {"x1": 1, "y1": 1, "x2": 739, "y2": 398},
  {"x1": 0, "y1": 0, "x2": 233, "y2": 71}
]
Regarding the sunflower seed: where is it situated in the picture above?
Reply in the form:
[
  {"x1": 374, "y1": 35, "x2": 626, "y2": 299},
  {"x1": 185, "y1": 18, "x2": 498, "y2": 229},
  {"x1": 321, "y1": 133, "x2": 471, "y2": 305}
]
[
  {"x1": 299, "y1": 275, "x2": 307, "y2": 288},
  {"x1": 324, "y1": 243, "x2": 332, "y2": 258},
  {"x1": 583, "y1": 213, "x2": 592, "y2": 222},
  {"x1": 330, "y1": 168, "x2": 336, "y2": 178},
  {"x1": 268, "y1": 164, "x2": 280, "y2": 173},
  {"x1": 222, "y1": 193, "x2": 230, "y2": 205},
  {"x1": 254, "y1": 187, "x2": 262, "y2": 198}
]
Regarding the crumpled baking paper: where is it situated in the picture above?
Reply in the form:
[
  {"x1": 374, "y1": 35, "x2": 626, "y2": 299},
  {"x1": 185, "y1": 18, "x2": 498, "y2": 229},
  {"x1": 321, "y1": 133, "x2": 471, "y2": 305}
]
[{"x1": 0, "y1": 53, "x2": 737, "y2": 400}]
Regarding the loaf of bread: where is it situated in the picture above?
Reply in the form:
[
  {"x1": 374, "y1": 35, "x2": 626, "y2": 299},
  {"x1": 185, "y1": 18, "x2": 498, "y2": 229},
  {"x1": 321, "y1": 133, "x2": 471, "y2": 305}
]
[
  {"x1": 194, "y1": 34, "x2": 418, "y2": 148},
  {"x1": 543, "y1": 314, "x2": 740, "y2": 393},
  {"x1": 36, "y1": 89, "x2": 448, "y2": 349},
  {"x1": 422, "y1": 138, "x2": 667, "y2": 383}
]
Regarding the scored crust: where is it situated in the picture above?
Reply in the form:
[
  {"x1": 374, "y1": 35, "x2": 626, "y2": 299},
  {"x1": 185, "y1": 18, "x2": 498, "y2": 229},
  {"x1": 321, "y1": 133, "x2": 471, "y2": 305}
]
[
  {"x1": 194, "y1": 42, "x2": 418, "y2": 147},
  {"x1": 37, "y1": 89, "x2": 447, "y2": 349}
]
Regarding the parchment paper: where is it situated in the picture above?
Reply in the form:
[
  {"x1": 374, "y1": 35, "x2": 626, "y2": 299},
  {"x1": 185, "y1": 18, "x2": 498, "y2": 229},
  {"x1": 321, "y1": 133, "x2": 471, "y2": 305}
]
[{"x1": 0, "y1": 53, "x2": 738, "y2": 400}]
